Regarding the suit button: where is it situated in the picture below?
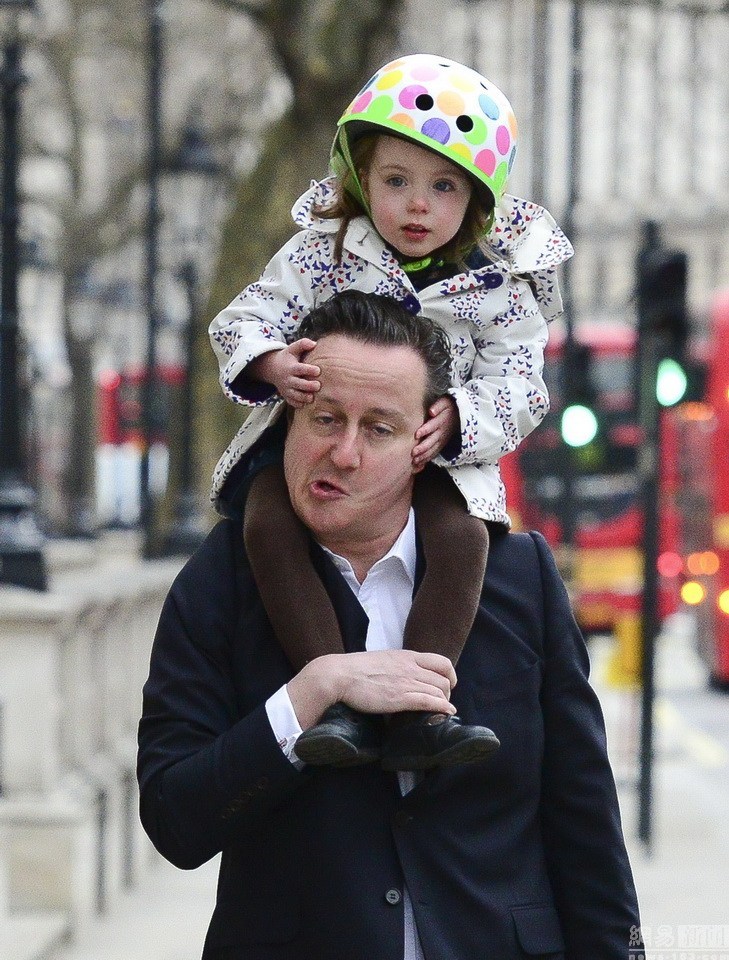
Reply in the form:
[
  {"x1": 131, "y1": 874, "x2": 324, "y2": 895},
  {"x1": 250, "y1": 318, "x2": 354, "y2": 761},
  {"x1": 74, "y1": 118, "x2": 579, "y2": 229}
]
[
  {"x1": 385, "y1": 888, "x2": 402, "y2": 905},
  {"x1": 393, "y1": 810, "x2": 413, "y2": 827}
]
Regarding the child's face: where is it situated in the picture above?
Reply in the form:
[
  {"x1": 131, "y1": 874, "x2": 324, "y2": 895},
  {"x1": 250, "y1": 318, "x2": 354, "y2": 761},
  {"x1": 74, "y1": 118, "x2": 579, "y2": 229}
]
[{"x1": 361, "y1": 135, "x2": 472, "y2": 259}]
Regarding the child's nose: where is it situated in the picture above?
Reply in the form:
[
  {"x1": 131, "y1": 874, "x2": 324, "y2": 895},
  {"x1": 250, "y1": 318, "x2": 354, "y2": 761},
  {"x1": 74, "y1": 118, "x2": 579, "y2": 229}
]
[{"x1": 408, "y1": 189, "x2": 429, "y2": 213}]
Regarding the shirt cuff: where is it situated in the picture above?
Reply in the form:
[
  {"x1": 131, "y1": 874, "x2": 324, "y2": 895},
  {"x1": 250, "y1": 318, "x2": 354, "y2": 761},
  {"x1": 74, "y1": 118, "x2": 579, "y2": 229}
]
[{"x1": 265, "y1": 685, "x2": 304, "y2": 768}]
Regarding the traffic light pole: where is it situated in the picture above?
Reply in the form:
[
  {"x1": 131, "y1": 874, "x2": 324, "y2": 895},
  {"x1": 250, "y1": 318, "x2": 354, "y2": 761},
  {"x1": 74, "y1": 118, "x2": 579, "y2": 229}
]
[
  {"x1": 140, "y1": 0, "x2": 162, "y2": 558},
  {"x1": 558, "y1": 0, "x2": 583, "y2": 559},
  {"x1": 635, "y1": 222, "x2": 689, "y2": 851},
  {"x1": 637, "y1": 329, "x2": 661, "y2": 852}
]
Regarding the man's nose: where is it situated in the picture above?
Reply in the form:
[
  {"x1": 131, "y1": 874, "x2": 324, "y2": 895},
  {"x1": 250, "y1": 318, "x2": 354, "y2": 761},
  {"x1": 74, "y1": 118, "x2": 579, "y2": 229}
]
[{"x1": 329, "y1": 430, "x2": 361, "y2": 469}]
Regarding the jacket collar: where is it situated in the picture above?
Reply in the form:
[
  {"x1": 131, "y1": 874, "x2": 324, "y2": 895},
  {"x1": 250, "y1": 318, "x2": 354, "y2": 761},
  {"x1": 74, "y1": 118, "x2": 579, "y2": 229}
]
[
  {"x1": 484, "y1": 194, "x2": 574, "y2": 273},
  {"x1": 290, "y1": 178, "x2": 572, "y2": 301},
  {"x1": 291, "y1": 178, "x2": 399, "y2": 272},
  {"x1": 292, "y1": 178, "x2": 570, "y2": 261}
]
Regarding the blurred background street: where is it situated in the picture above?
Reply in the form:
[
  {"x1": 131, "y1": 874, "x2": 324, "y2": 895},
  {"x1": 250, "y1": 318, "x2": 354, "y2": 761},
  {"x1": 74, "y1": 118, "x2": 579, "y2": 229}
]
[{"x1": 2, "y1": 0, "x2": 729, "y2": 957}]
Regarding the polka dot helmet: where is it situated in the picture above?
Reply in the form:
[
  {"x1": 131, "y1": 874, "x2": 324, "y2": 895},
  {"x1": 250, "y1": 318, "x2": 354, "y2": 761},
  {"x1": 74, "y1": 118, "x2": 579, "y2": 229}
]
[{"x1": 332, "y1": 54, "x2": 518, "y2": 209}]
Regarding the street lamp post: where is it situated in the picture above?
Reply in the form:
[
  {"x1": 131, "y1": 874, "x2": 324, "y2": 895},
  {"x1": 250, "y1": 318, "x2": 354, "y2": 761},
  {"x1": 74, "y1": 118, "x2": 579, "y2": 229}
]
[
  {"x1": 0, "y1": 0, "x2": 46, "y2": 590},
  {"x1": 140, "y1": 0, "x2": 163, "y2": 558},
  {"x1": 161, "y1": 123, "x2": 221, "y2": 556},
  {"x1": 557, "y1": 0, "x2": 584, "y2": 562}
]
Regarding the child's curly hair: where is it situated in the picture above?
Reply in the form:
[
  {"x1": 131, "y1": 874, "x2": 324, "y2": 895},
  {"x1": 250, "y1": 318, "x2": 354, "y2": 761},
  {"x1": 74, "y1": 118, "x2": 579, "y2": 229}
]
[{"x1": 313, "y1": 135, "x2": 495, "y2": 267}]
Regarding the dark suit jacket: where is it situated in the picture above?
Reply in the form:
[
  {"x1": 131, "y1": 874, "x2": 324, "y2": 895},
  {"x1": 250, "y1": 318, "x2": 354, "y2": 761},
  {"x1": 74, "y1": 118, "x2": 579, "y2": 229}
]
[{"x1": 137, "y1": 519, "x2": 640, "y2": 960}]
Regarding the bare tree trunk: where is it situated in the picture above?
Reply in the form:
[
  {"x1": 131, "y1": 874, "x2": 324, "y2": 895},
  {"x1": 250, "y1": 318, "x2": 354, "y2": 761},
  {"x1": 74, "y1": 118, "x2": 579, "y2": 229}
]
[
  {"x1": 63, "y1": 320, "x2": 98, "y2": 535},
  {"x1": 193, "y1": 0, "x2": 404, "y2": 501}
]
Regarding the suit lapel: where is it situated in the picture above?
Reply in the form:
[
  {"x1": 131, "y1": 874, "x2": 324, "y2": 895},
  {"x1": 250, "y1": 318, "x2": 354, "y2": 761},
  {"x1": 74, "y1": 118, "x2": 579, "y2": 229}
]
[
  {"x1": 413, "y1": 527, "x2": 425, "y2": 598},
  {"x1": 310, "y1": 542, "x2": 369, "y2": 653}
]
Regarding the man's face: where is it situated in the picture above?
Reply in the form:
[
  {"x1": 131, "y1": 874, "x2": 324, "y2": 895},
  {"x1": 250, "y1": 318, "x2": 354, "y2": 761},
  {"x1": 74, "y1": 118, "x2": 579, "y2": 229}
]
[{"x1": 283, "y1": 333, "x2": 428, "y2": 561}]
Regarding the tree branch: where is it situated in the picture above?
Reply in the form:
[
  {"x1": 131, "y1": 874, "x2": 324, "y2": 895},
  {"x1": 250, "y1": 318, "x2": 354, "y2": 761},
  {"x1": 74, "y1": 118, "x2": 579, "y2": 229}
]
[{"x1": 207, "y1": 0, "x2": 269, "y2": 28}]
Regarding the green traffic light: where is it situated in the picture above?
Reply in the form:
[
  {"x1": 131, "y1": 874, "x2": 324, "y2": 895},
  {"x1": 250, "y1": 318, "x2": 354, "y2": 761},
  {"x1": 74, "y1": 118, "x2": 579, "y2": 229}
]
[
  {"x1": 561, "y1": 404, "x2": 599, "y2": 448},
  {"x1": 656, "y1": 357, "x2": 688, "y2": 407}
]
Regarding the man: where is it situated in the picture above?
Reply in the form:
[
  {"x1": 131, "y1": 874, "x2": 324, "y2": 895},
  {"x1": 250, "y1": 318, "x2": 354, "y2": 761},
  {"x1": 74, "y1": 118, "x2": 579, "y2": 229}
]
[{"x1": 137, "y1": 291, "x2": 641, "y2": 959}]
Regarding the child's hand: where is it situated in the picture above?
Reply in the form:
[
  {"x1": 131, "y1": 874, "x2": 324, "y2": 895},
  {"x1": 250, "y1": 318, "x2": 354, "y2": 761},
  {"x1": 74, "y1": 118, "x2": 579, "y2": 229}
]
[
  {"x1": 412, "y1": 396, "x2": 459, "y2": 467},
  {"x1": 250, "y1": 339, "x2": 321, "y2": 407}
]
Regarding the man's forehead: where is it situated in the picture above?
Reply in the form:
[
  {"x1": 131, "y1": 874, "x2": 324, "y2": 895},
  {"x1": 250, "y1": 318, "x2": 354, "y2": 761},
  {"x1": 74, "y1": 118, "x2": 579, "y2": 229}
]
[
  {"x1": 310, "y1": 333, "x2": 423, "y2": 372},
  {"x1": 310, "y1": 333, "x2": 427, "y2": 406}
]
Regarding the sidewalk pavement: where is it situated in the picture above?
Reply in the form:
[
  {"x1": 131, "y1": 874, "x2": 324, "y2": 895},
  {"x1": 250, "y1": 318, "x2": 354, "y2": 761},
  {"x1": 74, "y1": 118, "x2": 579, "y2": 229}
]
[
  {"x1": 593, "y1": 623, "x2": 729, "y2": 947},
  {"x1": 52, "y1": 624, "x2": 729, "y2": 960},
  {"x1": 51, "y1": 856, "x2": 219, "y2": 960}
]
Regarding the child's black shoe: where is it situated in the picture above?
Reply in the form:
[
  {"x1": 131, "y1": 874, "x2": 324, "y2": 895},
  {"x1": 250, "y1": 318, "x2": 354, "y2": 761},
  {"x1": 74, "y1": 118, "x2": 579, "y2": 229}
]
[
  {"x1": 380, "y1": 712, "x2": 500, "y2": 772},
  {"x1": 295, "y1": 702, "x2": 380, "y2": 767}
]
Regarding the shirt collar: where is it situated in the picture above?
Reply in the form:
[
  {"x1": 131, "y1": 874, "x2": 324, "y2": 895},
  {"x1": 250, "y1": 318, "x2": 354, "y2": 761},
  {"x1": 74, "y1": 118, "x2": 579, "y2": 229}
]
[{"x1": 321, "y1": 508, "x2": 417, "y2": 588}]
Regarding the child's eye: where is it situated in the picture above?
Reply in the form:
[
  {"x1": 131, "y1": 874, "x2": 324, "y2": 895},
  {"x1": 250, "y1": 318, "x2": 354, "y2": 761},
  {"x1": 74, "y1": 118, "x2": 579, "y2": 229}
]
[
  {"x1": 385, "y1": 175, "x2": 406, "y2": 188},
  {"x1": 434, "y1": 179, "x2": 457, "y2": 193}
]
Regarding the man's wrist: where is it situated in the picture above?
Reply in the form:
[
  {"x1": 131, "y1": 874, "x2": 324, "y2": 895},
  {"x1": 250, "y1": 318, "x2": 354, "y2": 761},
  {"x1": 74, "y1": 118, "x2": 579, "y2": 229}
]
[
  {"x1": 266, "y1": 686, "x2": 303, "y2": 762},
  {"x1": 287, "y1": 655, "x2": 342, "y2": 730}
]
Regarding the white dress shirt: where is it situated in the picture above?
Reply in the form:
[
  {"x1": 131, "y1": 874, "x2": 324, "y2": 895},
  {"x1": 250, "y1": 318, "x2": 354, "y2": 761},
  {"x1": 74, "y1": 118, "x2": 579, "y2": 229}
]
[{"x1": 265, "y1": 509, "x2": 425, "y2": 960}]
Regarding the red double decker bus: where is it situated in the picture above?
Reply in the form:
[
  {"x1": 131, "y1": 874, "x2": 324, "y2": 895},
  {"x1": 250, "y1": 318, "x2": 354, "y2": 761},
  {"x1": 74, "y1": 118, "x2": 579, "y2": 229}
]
[
  {"x1": 96, "y1": 364, "x2": 185, "y2": 526},
  {"x1": 670, "y1": 292, "x2": 729, "y2": 685},
  {"x1": 504, "y1": 296, "x2": 729, "y2": 687}
]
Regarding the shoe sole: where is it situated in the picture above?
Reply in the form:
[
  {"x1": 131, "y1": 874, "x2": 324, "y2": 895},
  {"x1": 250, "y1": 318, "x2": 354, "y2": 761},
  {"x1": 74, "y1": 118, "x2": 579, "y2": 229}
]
[
  {"x1": 380, "y1": 737, "x2": 500, "y2": 772},
  {"x1": 295, "y1": 734, "x2": 379, "y2": 768}
]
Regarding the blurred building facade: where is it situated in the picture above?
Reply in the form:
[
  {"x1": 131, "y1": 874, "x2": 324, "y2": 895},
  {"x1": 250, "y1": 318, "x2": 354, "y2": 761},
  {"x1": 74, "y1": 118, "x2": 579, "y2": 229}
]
[
  {"x1": 10, "y1": 0, "x2": 729, "y2": 533},
  {"x1": 407, "y1": 0, "x2": 729, "y2": 323}
]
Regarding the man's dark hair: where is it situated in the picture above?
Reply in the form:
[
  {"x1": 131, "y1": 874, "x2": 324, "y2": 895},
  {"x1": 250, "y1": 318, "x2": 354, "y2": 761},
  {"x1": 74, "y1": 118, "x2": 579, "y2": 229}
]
[{"x1": 298, "y1": 291, "x2": 453, "y2": 408}]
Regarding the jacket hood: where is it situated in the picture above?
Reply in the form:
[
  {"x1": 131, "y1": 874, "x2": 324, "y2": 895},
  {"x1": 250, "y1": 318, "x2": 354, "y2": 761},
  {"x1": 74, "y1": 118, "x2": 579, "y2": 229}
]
[{"x1": 291, "y1": 177, "x2": 345, "y2": 234}]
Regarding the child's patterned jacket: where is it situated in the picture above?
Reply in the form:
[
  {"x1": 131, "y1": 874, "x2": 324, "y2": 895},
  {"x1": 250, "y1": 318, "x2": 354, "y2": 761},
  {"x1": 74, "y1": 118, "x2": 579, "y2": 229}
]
[{"x1": 209, "y1": 178, "x2": 573, "y2": 524}]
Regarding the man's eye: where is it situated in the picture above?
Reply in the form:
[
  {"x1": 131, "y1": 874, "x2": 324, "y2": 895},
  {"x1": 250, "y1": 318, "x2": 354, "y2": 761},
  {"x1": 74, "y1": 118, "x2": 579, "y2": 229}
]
[
  {"x1": 314, "y1": 414, "x2": 335, "y2": 426},
  {"x1": 370, "y1": 424, "x2": 393, "y2": 438}
]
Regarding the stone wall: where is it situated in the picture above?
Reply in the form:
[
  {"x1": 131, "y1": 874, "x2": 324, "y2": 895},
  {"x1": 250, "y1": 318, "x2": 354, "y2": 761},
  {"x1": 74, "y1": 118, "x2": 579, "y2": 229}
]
[{"x1": 0, "y1": 534, "x2": 182, "y2": 957}]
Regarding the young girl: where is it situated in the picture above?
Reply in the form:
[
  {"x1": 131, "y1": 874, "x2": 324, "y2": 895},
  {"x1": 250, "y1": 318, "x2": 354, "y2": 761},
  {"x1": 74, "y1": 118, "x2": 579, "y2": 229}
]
[{"x1": 208, "y1": 54, "x2": 573, "y2": 771}]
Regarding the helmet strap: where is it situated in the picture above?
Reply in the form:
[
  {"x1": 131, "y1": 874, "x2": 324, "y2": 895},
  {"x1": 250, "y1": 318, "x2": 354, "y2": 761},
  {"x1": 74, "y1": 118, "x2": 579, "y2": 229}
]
[{"x1": 337, "y1": 129, "x2": 371, "y2": 215}]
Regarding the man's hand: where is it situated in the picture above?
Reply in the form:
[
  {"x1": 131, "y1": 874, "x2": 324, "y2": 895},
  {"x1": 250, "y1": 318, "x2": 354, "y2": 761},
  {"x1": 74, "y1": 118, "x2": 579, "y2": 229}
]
[
  {"x1": 412, "y1": 395, "x2": 459, "y2": 467},
  {"x1": 287, "y1": 650, "x2": 458, "y2": 731},
  {"x1": 248, "y1": 338, "x2": 321, "y2": 407}
]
